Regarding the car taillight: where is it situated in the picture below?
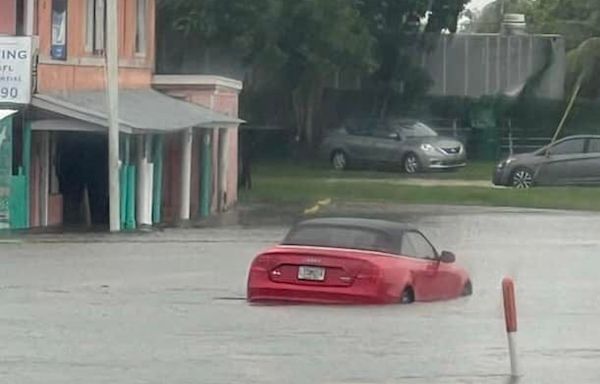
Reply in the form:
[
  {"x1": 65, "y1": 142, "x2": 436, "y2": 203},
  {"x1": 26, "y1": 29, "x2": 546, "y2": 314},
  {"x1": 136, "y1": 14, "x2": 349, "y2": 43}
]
[{"x1": 252, "y1": 254, "x2": 274, "y2": 271}]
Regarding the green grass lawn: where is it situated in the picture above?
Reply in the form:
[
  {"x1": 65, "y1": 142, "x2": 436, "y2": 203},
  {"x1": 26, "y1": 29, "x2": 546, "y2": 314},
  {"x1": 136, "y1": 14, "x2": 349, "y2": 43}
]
[
  {"x1": 253, "y1": 160, "x2": 496, "y2": 181},
  {"x1": 242, "y1": 161, "x2": 600, "y2": 211}
]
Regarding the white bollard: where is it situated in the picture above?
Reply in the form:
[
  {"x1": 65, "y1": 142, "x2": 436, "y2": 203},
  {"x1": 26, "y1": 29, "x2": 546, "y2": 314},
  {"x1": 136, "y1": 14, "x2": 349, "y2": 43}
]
[{"x1": 502, "y1": 277, "x2": 521, "y2": 377}]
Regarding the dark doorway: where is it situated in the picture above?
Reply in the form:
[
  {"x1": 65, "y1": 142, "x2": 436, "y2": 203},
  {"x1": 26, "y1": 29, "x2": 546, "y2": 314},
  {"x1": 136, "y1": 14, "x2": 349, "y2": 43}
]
[{"x1": 56, "y1": 132, "x2": 108, "y2": 227}]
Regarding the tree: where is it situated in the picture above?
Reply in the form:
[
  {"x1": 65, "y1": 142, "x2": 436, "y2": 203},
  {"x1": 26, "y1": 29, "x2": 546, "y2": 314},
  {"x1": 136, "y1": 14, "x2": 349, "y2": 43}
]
[
  {"x1": 473, "y1": 0, "x2": 600, "y2": 50},
  {"x1": 276, "y1": 0, "x2": 375, "y2": 146},
  {"x1": 158, "y1": 0, "x2": 469, "y2": 148},
  {"x1": 472, "y1": 0, "x2": 533, "y2": 33},
  {"x1": 527, "y1": 0, "x2": 600, "y2": 50},
  {"x1": 160, "y1": 0, "x2": 373, "y2": 147},
  {"x1": 357, "y1": 0, "x2": 468, "y2": 117}
]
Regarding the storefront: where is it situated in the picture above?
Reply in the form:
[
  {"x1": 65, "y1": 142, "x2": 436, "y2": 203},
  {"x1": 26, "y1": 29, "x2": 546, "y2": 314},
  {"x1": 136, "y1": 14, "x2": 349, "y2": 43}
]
[
  {"x1": 24, "y1": 88, "x2": 242, "y2": 229},
  {"x1": 0, "y1": 109, "x2": 16, "y2": 229}
]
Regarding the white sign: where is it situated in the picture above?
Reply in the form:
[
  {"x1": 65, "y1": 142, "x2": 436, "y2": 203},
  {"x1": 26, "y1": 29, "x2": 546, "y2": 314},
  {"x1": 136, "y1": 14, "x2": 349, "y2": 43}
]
[{"x1": 0, "y1": 36, "x2": 33, "y2": 104}]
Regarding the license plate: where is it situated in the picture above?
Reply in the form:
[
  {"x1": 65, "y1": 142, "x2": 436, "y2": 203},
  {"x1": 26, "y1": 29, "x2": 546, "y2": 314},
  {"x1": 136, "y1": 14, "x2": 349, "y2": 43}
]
[{"x1": 298, "y1": 266, "x2": 326, "y2": 281}]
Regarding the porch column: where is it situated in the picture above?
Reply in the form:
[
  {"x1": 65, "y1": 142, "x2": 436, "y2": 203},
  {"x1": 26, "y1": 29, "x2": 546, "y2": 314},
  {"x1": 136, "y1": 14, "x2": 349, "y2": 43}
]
[
  {"x1": 25, "y1": 0, "x2": 35, "y2": 35},
  {"x1": 152, "y1": 135, "x2": 164, "y2": 224},
  {"x1": 200, "y1": 129, "x2": 212, "y2": 218},
  {"x1": 40, "y1": 131, "x2": 50, "y2": 226},
  {"x1": 137, "y1": 135, "x2": 154, "y2": 226},
  {"x1": 217, "y1": 128, "x2": 229, "y2": 212},
  {"x1": 180, "y1": 128, "x2": 193, "y2": 221}
]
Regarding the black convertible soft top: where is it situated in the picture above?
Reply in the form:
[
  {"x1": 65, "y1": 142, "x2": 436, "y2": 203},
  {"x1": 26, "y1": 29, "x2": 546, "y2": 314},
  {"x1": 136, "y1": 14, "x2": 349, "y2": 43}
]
[{"x1": 281, "y1": 217, "x2": 417, "y2": 254}]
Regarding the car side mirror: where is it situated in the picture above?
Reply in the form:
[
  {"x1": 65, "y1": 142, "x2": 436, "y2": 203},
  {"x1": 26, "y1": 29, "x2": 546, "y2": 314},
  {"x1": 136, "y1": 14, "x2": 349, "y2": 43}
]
[{"x1": 439, "y1": 251, "x2": 455, "y2": 263}]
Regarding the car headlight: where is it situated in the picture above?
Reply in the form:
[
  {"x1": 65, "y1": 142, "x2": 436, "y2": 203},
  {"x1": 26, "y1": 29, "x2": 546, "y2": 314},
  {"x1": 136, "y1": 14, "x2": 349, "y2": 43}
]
[
  {"x1": 497, "y1": 158, "x2": 514, "y2": 169},
  {"x1": 420, "y1": 143, "x2": 436, "y2": 152}
]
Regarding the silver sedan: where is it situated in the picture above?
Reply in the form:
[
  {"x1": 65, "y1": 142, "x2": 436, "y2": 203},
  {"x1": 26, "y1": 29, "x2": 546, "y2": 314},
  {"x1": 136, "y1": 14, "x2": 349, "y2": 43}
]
[
  {"x1": 493, "y1": 135, "x2": 600, "y2": 188},
  {"x1": 320, "y1": 119, "x2": 466, "y2": 173}
]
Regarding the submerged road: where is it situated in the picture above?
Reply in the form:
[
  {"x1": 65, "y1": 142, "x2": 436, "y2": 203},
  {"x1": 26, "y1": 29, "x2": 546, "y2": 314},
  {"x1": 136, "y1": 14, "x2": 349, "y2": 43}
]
[{"x1": 1, "y1": 204, "x2": 600, "y2": 383}]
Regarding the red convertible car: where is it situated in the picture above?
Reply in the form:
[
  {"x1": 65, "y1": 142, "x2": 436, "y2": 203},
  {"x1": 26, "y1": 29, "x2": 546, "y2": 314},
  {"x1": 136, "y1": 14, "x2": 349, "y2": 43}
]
[{"x1": 247, "y1": 218, "x2": 472, "y2": 304}]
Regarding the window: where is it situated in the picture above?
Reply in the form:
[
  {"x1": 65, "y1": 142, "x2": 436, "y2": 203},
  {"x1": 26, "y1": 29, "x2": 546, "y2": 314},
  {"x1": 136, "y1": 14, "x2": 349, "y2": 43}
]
[
  {"x1": 135, "y1": 0, "x2": 147, "y2": 55},
  {"x1": 372, "y1": 122, "x2": 398, "y2": 139},
  {"x1": 51, "y1": 0, "x2": 67, "y2": 60},
  {"x1": 345, "y1": 120, "x2": 374, "y2": 137},
  {"x1": 548, "y1": 139, "x2": 585, "y2": 155},
  {"x1": 401, "y1": 232, "x2": 437, "y2": 260},
  {"x1": 85, "y1": 0, "x2": 105, "y2": 54},
  {"x1": 283, "y1": 225, "x2": 393, "y2": 253},
  {"x1": 587, "y1": 139, "x2": 600, "y2": 153}
]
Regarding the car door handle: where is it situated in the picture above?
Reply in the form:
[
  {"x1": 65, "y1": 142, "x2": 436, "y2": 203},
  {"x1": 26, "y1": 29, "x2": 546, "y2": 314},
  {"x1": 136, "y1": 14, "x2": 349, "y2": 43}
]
[{"x1": 425, "y1": 262, "x2": 439, "y2": 276}]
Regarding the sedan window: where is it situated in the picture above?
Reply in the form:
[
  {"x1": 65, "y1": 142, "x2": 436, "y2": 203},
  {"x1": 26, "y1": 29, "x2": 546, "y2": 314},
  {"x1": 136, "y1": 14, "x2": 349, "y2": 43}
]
[
  {"x1": 587, "y1": 139, "x2": 600, "y2": 153},
  {"x1": 346, "y1": 120, "x2": 374, "y2": 137},
  {"x1": 548, "y1": 139, "x2": 585, "y2": 155},
  {"x1": 401, "y1": 232, "x2": 437, "y2": 260}
]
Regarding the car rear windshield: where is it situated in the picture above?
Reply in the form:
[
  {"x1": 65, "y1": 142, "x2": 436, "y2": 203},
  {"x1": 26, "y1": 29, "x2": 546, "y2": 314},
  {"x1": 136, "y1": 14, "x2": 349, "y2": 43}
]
[{"x1": 282, "y1": 225, "x2": 398, "y2": 254}]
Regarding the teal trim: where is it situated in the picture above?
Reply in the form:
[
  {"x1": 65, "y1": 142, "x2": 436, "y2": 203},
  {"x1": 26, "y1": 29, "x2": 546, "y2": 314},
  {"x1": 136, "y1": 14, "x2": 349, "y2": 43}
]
[
  {"x1": 8, "y1": 172, "x2": 27, "y2": 229},
  {"x1": 152, "y1": 135, "x2": 163, "y2": 224},
  {"x1": 0, "y1": 116, "x2": 12, "y2": 228},
  {"x1": 125, "y1": 165, "x2": 136, "y2": 229},
  {"x1": 119, "y1": 164, "x2": 127, "y2": 227},
  {"x1": 200, "y1": 130, "x2": 212, "y2": 218}
]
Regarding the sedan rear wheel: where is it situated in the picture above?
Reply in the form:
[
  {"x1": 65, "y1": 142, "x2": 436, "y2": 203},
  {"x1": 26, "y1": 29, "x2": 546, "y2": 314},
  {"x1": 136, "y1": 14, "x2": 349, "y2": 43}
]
[
  {"x1": 462, "y1": 280, "x2": 473, "y2": 296},
  {"x1": 511, "y1": 168, "x2": 534, "y2": 189},
  {"x1": 331, "y1": 150, "x2": 348, "y2": 171},
  {"x1": 400, "y1": 287, "x2": 415, "y2": 304},
  {"x1": 403, "y1": 153, "x2": 420, "y2": 174}
]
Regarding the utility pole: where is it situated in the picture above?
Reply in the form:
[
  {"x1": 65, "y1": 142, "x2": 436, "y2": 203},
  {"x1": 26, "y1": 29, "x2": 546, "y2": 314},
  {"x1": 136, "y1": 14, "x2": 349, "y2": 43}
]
[
  {"x1": 106, "y1": 0, "x2": 120, "y2": 231},
  {"x1": 25, "y1": 0, "x2": 35, "y2": 35}
]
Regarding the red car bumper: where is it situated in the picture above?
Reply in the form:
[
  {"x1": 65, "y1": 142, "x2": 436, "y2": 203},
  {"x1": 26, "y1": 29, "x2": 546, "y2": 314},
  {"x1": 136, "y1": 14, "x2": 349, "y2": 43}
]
[
  {"x1": 247, "y1": 272, "x2": 397, "y2": 305},
  {"x1": 248, "y1": 287, "x2": 390, "y2": 304}
]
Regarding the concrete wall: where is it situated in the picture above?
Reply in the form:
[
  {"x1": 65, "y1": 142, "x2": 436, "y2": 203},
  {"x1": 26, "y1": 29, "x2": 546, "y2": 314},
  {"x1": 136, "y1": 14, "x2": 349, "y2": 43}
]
[
  {"x1": 421, "y1": 33, "x2": 566, "y2": 99},
  {"x1": 37, "y1": 0, "x2": 156, "y2": 92}
]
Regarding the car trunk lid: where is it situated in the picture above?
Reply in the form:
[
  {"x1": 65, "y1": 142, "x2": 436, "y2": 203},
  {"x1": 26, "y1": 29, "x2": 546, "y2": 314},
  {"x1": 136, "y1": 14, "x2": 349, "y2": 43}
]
[{"x1": 258, "y1": 246, "x2": 382, "y2": 287}]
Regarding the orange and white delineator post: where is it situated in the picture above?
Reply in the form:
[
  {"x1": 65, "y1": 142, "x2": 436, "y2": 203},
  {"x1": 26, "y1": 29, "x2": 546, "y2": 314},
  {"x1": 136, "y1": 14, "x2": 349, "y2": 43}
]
[{"x1": 502, "y1": 277, "x2": 521, "y2": 377}]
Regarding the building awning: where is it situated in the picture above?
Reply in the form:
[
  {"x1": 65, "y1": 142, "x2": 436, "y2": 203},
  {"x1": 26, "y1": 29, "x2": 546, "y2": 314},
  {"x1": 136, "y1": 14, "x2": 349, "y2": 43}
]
[
  {"x1": 30, "y1": 119, "x2": 104, "y2": 133},
  {"x1": 0, "y1": 109, "x2": 17, "y2": 121},
  {"x1": 31, "y1": 89, "x2": 243, "y2": 134}
]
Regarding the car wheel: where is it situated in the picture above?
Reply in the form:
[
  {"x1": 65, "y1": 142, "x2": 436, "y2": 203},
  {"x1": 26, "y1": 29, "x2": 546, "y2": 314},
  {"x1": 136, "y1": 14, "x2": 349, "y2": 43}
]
[
  {"x1": 462, "y1": 280, "x2": 473, "y2": 296},
  {"x1": 400, "y1": 287, "x2": 415, "y2": 304},
  {"x1": 511, "y1": 167, "x2": 534, "y2": 189},
  {"x1": 403, "y1": 153, "x2": 420, "y2": 174},
  {"x1": 331, "y1": 150, "x2": 348, "y2": 170}
]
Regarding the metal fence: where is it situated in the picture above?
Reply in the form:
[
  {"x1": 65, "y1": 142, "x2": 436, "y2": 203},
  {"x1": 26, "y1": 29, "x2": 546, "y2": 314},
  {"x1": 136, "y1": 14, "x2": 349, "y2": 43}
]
[
  {"x1": 498, "y1": 134, "x2": 551, "y2": 158},
  {"x1": 422, "y1": 118, "x2": 471, "y2": 139}
]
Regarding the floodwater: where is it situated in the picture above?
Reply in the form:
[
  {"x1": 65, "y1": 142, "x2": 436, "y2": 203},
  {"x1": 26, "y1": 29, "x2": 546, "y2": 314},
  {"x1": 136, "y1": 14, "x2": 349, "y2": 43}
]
[{"x1": 1, "y1": 204, "x2": 600, "y2": 383}]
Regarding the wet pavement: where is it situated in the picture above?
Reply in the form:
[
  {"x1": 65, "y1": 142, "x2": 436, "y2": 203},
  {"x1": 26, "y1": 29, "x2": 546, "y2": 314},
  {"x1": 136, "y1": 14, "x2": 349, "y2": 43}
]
[{"x1": 1, "y1": 203, "x2": 600, "y2": 383}]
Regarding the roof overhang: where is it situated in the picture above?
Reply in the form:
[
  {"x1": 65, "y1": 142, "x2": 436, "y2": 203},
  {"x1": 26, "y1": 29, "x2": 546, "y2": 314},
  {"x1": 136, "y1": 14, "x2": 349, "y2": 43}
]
[
  {"x1": 153, "y1": 75, "x2": 243, "y2": 91},
  {"x1": 30, "y1": 119, "x2": 105, "y2": 133},
  {"x1": 31, "y1": 89, "x2": 243, "y2": 134},
  {"x1": 0, "y1": 109, "x2": 17, "y2": 121}
]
